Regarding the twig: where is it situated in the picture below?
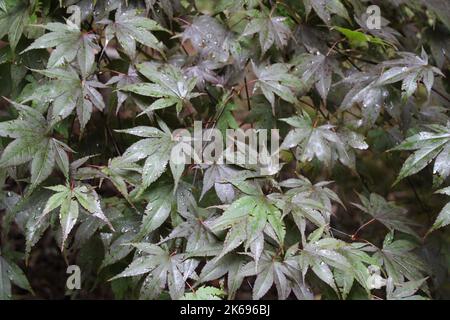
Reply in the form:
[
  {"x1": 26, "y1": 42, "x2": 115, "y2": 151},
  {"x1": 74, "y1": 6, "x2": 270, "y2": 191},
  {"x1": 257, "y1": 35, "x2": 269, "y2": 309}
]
[
  {"x1": 297, "y1": 98, "x2": 329, "y2": 120},
  {"x1": 244, "y1": 76, "x2": 252, "y2": 112},
  {"x1": 351, "y1": 218, "x2": 376, "y2": 240}
]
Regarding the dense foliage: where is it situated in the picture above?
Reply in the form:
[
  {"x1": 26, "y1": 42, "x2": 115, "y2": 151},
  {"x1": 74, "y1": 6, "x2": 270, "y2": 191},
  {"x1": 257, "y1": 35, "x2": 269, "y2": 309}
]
[{"x1": 0, "y1": 0, "x2": 449, "y2": 300}]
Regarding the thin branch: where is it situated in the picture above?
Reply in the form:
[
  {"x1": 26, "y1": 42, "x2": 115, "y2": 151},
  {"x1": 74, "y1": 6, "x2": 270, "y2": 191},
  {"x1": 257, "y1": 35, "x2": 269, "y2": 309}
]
[{"x1": 351, "y1": 218, "x2": 376, "y2": 240}]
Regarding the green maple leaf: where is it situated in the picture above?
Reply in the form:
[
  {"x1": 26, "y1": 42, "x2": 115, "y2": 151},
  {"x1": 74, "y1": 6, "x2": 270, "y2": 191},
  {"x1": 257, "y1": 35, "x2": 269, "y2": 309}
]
[
  {"x1": 11, "y1": 188, "x2": 54, "y2": 260},
  {"x1": 27, "y1": 67, "x2": 107, "y2": 131},
  {"x1": 111, "y1": 243, "x2": 197, "y2": 300},
  {"x1": 73, "y1": 155, "x2": 141, "y2": 203},
  {"x1": 251, "y1": 62, "x2": 301, "y2": 112},
  {"x1": 242, "y1": 7, "x2": 291, "y2": 55},
  {"x1": 101, "y1": 7, "x2": 169, "y2": 58},
  {"x1": 200, "y1": 164, "x2": 238, "y2": 204},
  {"x1": 376, "y1": 49, "x2": 443, "y2": 100},
  {"x1": 0, "y1": 0, "x2": 34, "y2": 51},
  {"x1": 298, "y1": 237, "x2": 351, "y2": 293},
  {"x1": 41, "y1": 184, "x2": 113, "y2": 247},
  {"x1": 162, "y1": 202, "x2": 221, "y2": 257},
  {"x1": 99, "y1": 157, "x2": 141, "y2": 201},
  {"x1": 372, "y1": 233, "x2": 429, "y2": 285},
  {"x1": 121, "y1": 62, "x2": 201, "y2": 114},
  {"x1": 0, "y1": 253, "x2": 33, "y2": 300},
  {"x1": 386, "y1": 277, "x2": 428, "y2": 300},
  {"x1": 280, "y1": 112, "x2": 368, "y2": 169},
  {"x1": 334, "y1": 27, "x2": 388, "y2": 48},
  {"x1": 215, "y1": 93, "x2": 239, "y2": 135},
  {"x1": 209, "y1": 194, "x2": 285, "y2": 265},
  {"x1": 117, "y1": 120, "x2": 189, "y2": 194},
  {"x1": 338, "y1": 70, "x2": 389, "y2": 128},
  {"x1": 240, "y1": 245, "x2": 314, "y2": 300},
  {"x1": 429, "y1": 187, "x2": 450, "y2": 232},
  {"x1": 291, "y1": 52, "x2": 341, "y2": 101},
  {"x1": 335, "y1": 242, "x2": 380, "y2": 298},
  {"x1": 137, "y1": 183, "x2": 175, "y2": 238},
  {"x1": 279, "y1": 176, "x2": 343, "y2": 237},
  {"x1": 392, "y1": 122, "x2": 450, "y2": 186},
  {"x1": 352, "y1": 193, "x2": 418, "y2": 237},
  {"x1": 0, "y1": 100, "x2": 71, "y2": 189},
  {"x1": 21, "y1": 9, "x2": 99, "y2": 78},
  {"x1": 198, "y1": 253, "x2": 248, "y2": 299},
  {"x1": 304, "y1": 0, "x2": 350, "y2": 25}
]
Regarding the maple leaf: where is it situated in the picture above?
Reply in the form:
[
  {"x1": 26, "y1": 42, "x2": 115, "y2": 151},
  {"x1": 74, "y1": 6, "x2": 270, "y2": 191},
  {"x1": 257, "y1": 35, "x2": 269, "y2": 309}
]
[
  {"x1": 352, "y1": 193, "x2": 418, "y2": 237},
  {"x1": 162, "y1": 202, "x2": 221, "y2": 257},
  {"x1": 429, "y1": 187, "x2": 450, "y2": 232},
  {"x1": 242, "y1": 8, "x2": 291, "y2": 55},
  {"x1": 281, "y1": 112, "x2": 368, "y2": 169},
  {"x1": 354, "y1": 13, "x2": 401, "y2": 47},
  {"x1": 198, "y1": 253, "x2": 248, "y2": 299},
  {"x1": 0, "y1": 253, "x2": 33, "y2": 299},
  {"x1": 182, "y1": 58, "x2": 223, "y2": 90},
  {"x1": 106, "y1": 66, "x2": 140, "y2": 113},
  {"x1": 251, "y1": 61, "x2": 301, "y2": 112},
  {"x1": 208, "y1": 194, "x2": 285, "y2": 265},
  {"x1": 304, "y1": 0, "x2": 350, "y2": 25},
  {"x1": 40, "y1": 184, "x2": 113, "y2": 247},
  {"x1": 0, "y1": 100, "x2": 71, "y2": 189},
  {"x1": 200, "y1": 164, "x2": 238, "y2": 204},
  {"x1": 181, "y1": 286, "x2": 225, "y2": 300},
  {"x1": 240, "y1": 245, "x2": 314, "y2": 300},
  {"x1": 371, "y1": 233, "x2": 429, "y2": 284},
  {"x1": 0, "y1": 0, "x2": 33, "y2": 51},
  {"x1": 22, "y1": 8, "x2": 99, "y2": 78},
  {"x1": 338, "y1": 70, "x2": 390, "y2": 128},
  {"x1": 391, "y1": 122, "x2": 450, "y2": 186},
  {"x1": 117, "y1": 120, "x2": 190, "y2": 194},
  {"x1": 279, "y1": 176, "x2": 343, "y2": 237},
  {"x1": 386, "y1": 277, "x2": 428, "y2": 300},
  {"x1": 101, "y1": 7, "x2": 169, "y2": 58},
  {"x1": 292, "y1": 52, "x2": 341, "y2": 101},
  {"x1": 74, "y1": 156, "x2": 141, "y2": 203},
  {"x1": 335, "y1": 242, "x2": 380, "y2": 298},
  {"x1": 377, "y1": 49, "x2": 443, "y2": 99},
  {"x1": 27, "y1": 67, "x2": 107, "y2": 131},
  {"x1": 181, "y1": 15, "x2": 239, "y2": 63},
  {"x1": 121, "y1": 62, "x2": 201, "y2": 114},
  {"x1": 111, "y1": 243, "x2": 198, "y2": 300},
  {"x1": 298, "y1": 237, "x2": 351, "y2": 293}
]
